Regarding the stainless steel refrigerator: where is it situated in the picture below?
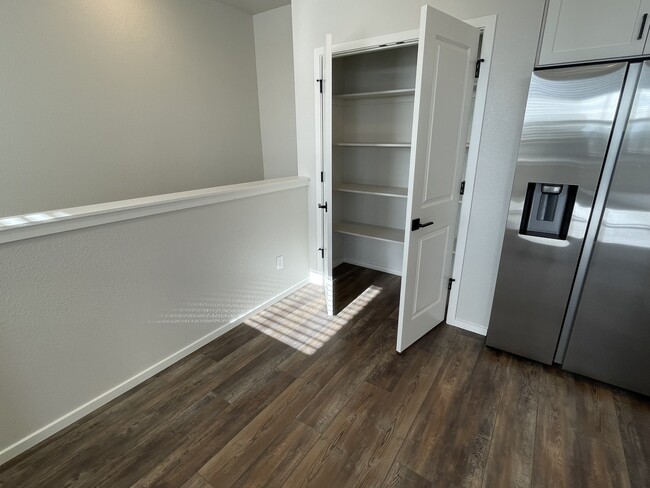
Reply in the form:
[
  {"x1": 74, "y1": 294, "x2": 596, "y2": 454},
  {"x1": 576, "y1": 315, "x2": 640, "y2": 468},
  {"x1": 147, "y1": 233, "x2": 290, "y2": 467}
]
[{"x1": 487, "y1": 60, "x2": 650, "y2": 396}]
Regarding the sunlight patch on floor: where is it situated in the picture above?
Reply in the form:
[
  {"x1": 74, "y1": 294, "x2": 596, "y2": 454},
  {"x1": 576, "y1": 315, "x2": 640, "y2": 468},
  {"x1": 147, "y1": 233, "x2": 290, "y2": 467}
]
[{"x1": 245, "y1": 285, "x2": 382, "y2": 355}]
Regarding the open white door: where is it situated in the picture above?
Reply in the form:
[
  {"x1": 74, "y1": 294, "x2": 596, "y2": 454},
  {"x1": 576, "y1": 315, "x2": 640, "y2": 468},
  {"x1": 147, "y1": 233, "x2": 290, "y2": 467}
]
[
  {"x1": 322, "y1": 34, "x2": 334, "y2": 316},
  {"x1": 397, "y1": 6, "x2": 479, "y2": 352}
]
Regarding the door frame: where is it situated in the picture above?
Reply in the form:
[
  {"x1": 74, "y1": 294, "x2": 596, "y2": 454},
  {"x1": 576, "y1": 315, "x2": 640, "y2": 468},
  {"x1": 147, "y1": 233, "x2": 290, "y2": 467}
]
[
  {"x1": 313, "y1": 15, "x2": 497, "y2": 339},
  {"x1": 312, "y1": 28, "x2": 419, "y2": 288},
  {"x1": 446, "y1": 14, "x2": 497, "y2": 336}
]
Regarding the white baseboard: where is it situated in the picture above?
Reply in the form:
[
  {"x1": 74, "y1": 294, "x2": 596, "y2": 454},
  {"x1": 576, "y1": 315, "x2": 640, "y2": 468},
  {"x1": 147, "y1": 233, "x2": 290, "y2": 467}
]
[
  {"x1": 0, "y1": 278, "x2": 309, "y2": 467},
  {"x1": 446, "y1": 317, "x2": 488, "y2": 336},
  {"x1": 341, "y1": 258, "x2": 401, "y2": 277},
  {"x1": 309, "y1": 270, "x2": 323, "y2": 285}
]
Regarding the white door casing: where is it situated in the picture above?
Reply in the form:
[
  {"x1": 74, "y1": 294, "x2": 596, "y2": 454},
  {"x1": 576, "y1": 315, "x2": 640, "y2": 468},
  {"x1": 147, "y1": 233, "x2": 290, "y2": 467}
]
[
  {"x1": 323, "y1": 34, "x2": 334, "y2": 315},
  {"x1": 397, "y1": 5, "x2": 479, "y2": 352},
  {"x1": 446, "y1": 15, "x2": 497, "y2": 336}
]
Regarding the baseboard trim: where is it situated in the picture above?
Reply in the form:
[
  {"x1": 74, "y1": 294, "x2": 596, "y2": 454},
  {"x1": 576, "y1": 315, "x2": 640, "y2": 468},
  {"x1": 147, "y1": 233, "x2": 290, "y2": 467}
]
[
  {"x1": 0, "y1": 277, "x2": 309, "y2": 467},
  {"x1": 341, "y1": 258, "x2": 401, "y2": 277},
  {"x1": 309, "y1": 270, "x2": 323, "y2": 285},
  {"x1": 447, "y1": 318, "x2": 488, "y2": 336}
]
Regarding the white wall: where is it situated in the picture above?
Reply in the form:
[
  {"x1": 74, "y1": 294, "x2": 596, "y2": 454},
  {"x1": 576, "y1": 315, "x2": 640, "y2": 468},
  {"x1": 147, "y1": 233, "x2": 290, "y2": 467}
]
[
  {"x1": 0, "y1": 182, "x2": 309, "y2": 464},
  {"x1": 254, "y1": 5, "x2": 299, "y2": 179},
  {"x1": 292, "y1": 0, "x2": 546, "y2": 329},
  {"x1": 0, "y1": 0, "x2": 263, "y2": 217}
]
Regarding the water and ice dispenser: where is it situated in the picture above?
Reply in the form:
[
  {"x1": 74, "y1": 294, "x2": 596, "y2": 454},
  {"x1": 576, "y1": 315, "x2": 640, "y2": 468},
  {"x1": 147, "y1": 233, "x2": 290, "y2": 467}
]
[{"x1": 519, "y1": 183, "x2": 578, "y2": 240}]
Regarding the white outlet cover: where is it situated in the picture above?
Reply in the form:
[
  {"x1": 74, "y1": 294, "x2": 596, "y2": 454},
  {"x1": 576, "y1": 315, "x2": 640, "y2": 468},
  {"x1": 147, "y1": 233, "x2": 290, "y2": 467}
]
[{"x1": 276, "y1": 255, "x2": 284, "y2": 270}]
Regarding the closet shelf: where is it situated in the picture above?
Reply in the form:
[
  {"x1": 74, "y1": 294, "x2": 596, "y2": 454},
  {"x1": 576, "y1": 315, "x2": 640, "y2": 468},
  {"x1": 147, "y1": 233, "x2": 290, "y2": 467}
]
[
  {"x1": 334, "y1": 142, "x2": 411, "y2": 148},
  {"x1": 334, "y1": 221, "x2": 405, "y2": 243},
  {"x1": 335, "y1": 183, "x2": 407, "y2": 198},
  {"x1": 334, "y1": 88, "x2": 416, "y2": 99}
]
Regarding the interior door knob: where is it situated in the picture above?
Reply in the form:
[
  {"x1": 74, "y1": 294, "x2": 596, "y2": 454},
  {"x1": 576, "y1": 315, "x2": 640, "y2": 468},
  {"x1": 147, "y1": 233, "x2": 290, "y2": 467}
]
[{"x1": 411, "y1": 218, "x2": 434, "y2": 231}]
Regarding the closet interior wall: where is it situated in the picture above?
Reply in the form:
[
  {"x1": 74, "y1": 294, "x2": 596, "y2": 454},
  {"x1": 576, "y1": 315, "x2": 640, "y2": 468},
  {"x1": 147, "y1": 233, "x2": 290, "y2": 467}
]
[{"x1": 331, "y1": 45, "x2": 418, "y2": 276}]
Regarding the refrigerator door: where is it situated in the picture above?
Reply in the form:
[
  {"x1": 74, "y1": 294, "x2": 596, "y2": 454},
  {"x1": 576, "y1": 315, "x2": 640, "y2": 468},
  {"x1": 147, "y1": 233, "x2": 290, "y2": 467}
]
[
  {"x1": 563, "y1": 61, "x2": 650, "y2": 396},
  {"x1": 487, "y1": 63, "x2": 627, "y2": 364}
]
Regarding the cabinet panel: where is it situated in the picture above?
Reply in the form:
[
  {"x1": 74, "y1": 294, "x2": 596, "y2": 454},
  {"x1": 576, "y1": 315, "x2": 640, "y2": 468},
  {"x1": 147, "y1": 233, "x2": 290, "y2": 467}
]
[{"x1": 538, "y1": 0, "x2": 650, "y2": 66}]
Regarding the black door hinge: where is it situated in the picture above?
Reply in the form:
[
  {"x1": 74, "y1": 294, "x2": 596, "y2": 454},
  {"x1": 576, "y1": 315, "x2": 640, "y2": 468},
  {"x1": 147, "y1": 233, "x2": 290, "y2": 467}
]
[
  {"x1": 475, "y1": 58, "x2": 485, "y2": 78},
  {"x1": 317, "y1": 78, "x2": 323, "y2": 93},
  {"x1": 318, "y1": 248, "x2": 325, "y2": 259},
  {"x1": 320, "y1": 171, "x2": 324, "y2": 183},
  {"x1": 318, "y1": 202, "x2": 328, "y2": 212},
  {"x1": 460, "y1": 180, "x2": 465, "y2": 196},
  {"x1": 448, "y1": 278, "x2": 456, "y2": 290}
]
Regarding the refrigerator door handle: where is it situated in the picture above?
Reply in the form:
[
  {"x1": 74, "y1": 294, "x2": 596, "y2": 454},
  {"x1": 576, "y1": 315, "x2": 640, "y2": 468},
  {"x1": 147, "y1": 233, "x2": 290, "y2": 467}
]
[{"x1": 638, "y1": 13, "x2": 648, "y2": 40}]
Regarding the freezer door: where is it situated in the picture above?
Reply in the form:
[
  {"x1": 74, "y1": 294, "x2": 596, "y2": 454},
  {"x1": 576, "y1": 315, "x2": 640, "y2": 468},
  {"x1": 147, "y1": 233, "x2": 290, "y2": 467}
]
[
  {"x1": 563, "y1": 61, "x2": 650, "y2": 396},
  {"x1": 487, "y1": 63, "x2": 627, "y2": 364}
]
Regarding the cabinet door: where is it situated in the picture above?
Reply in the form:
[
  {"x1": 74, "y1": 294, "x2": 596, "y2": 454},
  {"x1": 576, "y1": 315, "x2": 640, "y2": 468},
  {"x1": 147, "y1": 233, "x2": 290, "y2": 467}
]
[
  {"x1": 538, "y1": 0, "x2": 650, "y2": 66},
  {"x1": 396, "y1": 6, "x2": 478, "y2": 352}
]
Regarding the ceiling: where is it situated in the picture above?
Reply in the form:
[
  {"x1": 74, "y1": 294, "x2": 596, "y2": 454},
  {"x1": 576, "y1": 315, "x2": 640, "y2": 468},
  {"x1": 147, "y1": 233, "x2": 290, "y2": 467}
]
[{"x1": 217, "y1": 0, "x2": 290, "y2": 15}]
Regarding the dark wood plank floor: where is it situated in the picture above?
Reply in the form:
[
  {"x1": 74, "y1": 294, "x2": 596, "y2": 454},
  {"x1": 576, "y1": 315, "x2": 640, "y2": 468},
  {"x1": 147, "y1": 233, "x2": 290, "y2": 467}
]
[{"x1": 1, "y1": 265, "x2": 648, "y2": 487}]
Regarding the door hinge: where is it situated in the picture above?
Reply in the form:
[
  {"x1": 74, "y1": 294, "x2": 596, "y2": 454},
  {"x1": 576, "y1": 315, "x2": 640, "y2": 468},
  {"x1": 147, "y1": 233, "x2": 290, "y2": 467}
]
[
  {"x1": 320, "y1": 171, "x2": 324, "y2": 183},
  {"x1": 448, "y1": 278, "x2": 456, "y2": 290},
  {"x1": 318, "y1": 202, "x2": 328, "y2": 212},
  {"x1": 460, "y1": 180, "x2": 465, "y2": 196},
  {"x1": 318, "y1": 247, "x2": 325, "y2": 259},
  {"x1": 475, "y1": 58, "x2": 485, "y2": 78},
  {"x1": 317, "y1": 78, "x2": 323, "y2": 93}
]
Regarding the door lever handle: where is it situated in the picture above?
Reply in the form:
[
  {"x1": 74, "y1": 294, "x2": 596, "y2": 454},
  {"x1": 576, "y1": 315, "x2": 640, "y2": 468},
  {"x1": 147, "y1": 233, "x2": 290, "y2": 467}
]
[{"x1": 411, "y1": 218, "x2": 434, "y2": 231}]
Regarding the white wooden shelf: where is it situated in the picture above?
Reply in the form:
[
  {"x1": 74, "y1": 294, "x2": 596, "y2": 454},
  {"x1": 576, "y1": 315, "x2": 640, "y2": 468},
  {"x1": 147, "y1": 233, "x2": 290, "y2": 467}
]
[
  {"x1": 334, "y1": 88, "x2": 416, "y2": 100},
  {"x1": 335, "y1": 183, "x2": 407, "y2": 198},
  {"x1": 334, "y1": 221, "x2": 405, "y2": 243},
  {"x1": 334, "y1": 142, "x2": 411, "y2": 148}
]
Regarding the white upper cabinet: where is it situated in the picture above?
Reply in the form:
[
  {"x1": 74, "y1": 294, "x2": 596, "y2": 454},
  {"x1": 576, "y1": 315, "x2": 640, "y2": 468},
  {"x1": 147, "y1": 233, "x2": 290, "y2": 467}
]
[{"x1": 538, "y1": 0, "x2": 650, "y2": 66}]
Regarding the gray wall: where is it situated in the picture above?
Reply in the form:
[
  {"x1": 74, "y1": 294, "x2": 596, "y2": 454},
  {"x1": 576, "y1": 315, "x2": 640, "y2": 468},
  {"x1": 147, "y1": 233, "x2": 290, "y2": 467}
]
[
  {"x1": 0, "y1": 183, "x2": 309, "y2": 463},
  {"x1": 0, "y1": 0, "x2": 264, "y2": 217},
  {"x1": 254, "y1": 5, "x2": 299, "y2": 179},
  {"x1": 292, "y1": 0, "x2": 546, "y2": 329}
]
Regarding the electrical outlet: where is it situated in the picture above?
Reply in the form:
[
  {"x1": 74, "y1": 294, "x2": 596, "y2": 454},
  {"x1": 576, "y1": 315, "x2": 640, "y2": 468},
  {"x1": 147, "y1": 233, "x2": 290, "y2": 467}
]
[{"x1": 276, "y1": 255, "x2": 284, "y2": 270}]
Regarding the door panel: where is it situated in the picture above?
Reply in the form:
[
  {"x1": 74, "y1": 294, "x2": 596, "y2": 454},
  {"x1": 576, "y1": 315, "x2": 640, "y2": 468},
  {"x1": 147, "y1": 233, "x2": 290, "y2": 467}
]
[
  {"x1": 563, "y1": 61, "x2": 650, "y2": 396},
  {"x1": 413, "y1": 227, "x2": 449, "y2": 316},
  {"x1": 397, "y1": 5, "x2": 479, "y2": 352},
  {"x1": 422, "y1": 42, "x2": 473, "y2": 206}
]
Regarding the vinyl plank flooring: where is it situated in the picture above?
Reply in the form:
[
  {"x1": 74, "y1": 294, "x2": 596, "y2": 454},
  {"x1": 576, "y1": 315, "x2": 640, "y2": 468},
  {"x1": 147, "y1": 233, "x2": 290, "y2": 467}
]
[
  {"x1": 179, "y1": 473, "x2": 213, "y2": 488},
  {"x1": 197, "y1": 323, "x2": 262, "y2": 363},
  {"x1": 129, "y1": 370, "x2": 296, "y2": 488},
  {"x1": 573, "y1": 380, "x2": 625, "y2": 446},
  {"x1": 1, "y1": 265, "x2": 648, "y2": 488},
  {"x1": 381, "y1": 462, "x2": 433, "y2": 488},
  {"x1": 396, "y1": 330, "x2": 483, "y2": 481},
  {"x1": 296, "y1": 318, "x2": 395, "y2": 433},
  {"x1": 574, "y1": 433, "x2": 631, "y2": 488},
  {"x1": 199, "y1": 377, "x2": 322, "y2": 487},
  {"x1": 0, "y1": 352, "x2": 218, "y2": 486},
  {"x1": 531, "y1": 368, "x2": 579, "y2": 488},
  {"x1": 614, "y1": 391, "x2": 650, "y2": 488},
  {"x1": 283, "y1": 382, "x2": 391, "y2": 488},
  {"x1": 482, "y1": 355, "x2": 540, "y2": 488},
  {"x1": 210, "y1": 339, "x2": 295, "y2": 403},
  {"x1": 229, "y1": 420, "x2": 320, "y2": 488}
]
